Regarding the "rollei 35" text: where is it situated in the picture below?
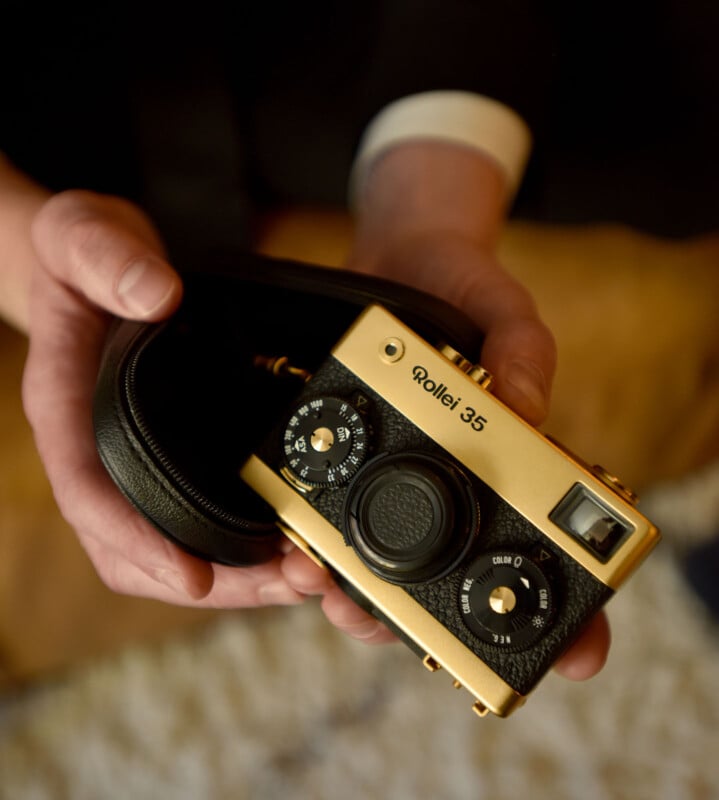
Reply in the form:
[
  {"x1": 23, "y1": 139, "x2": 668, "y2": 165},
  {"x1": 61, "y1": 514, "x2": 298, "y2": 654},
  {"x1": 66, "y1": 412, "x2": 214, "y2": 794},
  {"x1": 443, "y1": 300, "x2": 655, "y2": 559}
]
[{"x1": 411, "y1": 365, "x2": 488, "y2": 432}]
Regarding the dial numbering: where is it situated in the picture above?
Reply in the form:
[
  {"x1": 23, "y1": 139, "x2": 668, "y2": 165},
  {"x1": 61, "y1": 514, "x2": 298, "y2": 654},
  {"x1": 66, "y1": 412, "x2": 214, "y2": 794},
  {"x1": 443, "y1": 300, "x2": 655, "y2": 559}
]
[{"x1": 282, "y1": 397, "x2": 368, "y2": 488}]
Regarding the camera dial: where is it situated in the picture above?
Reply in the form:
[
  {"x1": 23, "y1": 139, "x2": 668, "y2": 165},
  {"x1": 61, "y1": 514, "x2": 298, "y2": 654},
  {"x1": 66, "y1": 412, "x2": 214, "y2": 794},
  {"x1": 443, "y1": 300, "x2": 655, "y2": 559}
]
[
  {"x1": 281, "y1": 397, "x2": 368, "y2": 488},
  {"x1": 459, "y1": 551, "x2": 553, "y2": 649},
  {"x1": 343, "y1": 451, "x2": 479, "y2": 585}
]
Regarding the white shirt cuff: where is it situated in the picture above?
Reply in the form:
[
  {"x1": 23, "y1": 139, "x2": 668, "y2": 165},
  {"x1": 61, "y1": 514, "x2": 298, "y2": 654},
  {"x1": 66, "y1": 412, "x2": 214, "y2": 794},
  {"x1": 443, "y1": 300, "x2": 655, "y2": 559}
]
[{"x1": 349, "y1": 90, "x2": 532, "y2": 207}]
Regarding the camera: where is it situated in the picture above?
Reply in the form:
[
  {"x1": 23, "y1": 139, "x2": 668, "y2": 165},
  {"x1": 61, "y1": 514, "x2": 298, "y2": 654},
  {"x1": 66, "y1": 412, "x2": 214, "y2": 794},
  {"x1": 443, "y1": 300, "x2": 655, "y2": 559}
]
[{"x1": 240, "y1": 304, "x2": 660, "y2": 718}]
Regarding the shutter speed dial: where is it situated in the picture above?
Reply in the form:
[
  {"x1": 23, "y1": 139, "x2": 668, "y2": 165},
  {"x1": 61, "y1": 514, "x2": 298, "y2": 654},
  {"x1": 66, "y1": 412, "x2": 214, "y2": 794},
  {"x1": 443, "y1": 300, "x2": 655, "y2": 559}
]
[{"x1": 282, "y1": 397, "x2": 368, "y2": 488}]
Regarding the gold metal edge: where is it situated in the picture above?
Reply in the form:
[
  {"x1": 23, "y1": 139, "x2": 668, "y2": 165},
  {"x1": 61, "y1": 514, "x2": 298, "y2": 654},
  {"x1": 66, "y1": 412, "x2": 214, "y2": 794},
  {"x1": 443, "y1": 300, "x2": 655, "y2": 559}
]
[
  {"x1": 331, "y1": 305, "x2": 661, "y2": 590},
  {"x1": 240, "y1": 455, "x2": 526, "y2": 719}
]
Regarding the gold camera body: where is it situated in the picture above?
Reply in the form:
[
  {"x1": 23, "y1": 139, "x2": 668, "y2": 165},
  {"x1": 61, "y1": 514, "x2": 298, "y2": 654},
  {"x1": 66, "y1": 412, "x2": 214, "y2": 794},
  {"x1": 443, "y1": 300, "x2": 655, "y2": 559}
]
[{"x1": 241, "y1": 304, "x2": 660, "y2": 718}]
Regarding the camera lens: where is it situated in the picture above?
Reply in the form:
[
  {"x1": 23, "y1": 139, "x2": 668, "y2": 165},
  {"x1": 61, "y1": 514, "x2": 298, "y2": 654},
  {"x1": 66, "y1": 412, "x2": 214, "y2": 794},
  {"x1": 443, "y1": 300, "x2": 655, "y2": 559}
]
[{"x1": 343, "y1": 451, "x2": 479, "y2": 585}]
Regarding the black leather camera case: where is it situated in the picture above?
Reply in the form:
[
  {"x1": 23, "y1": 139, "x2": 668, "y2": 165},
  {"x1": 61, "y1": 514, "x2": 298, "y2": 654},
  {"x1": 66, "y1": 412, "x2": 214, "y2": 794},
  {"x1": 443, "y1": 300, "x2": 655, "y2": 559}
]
[{"x1": 93, "y1": 252, "x2": 483, "y2": 566}]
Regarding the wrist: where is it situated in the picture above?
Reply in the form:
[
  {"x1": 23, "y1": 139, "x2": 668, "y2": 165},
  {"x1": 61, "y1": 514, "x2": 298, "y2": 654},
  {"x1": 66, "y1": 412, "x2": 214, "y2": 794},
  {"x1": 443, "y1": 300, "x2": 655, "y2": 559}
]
[
  {"x1": 350, "y1": 140, "x2": 508, "y2": 272},
  {"x1": 350, "y1": 91, "x2": 532, "y2": 207}
]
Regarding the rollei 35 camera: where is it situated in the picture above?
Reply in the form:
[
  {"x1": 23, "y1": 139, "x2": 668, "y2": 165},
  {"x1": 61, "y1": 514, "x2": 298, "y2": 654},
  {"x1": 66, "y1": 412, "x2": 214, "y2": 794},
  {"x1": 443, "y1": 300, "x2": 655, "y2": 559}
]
[{"x1": 240, "y1": 304, "x2": 660, "y2": 718}]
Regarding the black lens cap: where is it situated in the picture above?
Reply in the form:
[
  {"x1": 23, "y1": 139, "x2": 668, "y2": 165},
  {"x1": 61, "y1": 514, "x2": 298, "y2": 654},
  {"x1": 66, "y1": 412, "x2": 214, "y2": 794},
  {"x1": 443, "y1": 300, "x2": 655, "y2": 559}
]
[{"x1": 343, "y1": 451, "x2": 479, "y2": 585}]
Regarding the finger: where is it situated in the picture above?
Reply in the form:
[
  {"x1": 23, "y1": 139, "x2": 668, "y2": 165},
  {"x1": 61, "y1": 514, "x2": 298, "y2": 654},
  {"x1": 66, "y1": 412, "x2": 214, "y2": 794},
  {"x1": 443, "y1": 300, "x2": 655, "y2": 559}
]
[
  {"x1": 281, "y1": 542, "x2": 398, "y2": 642},
  {"x1": 478, "y1": 311, "x2": 557, "y2": 427},
  {"x1": 209, "y1": 561, "x2": 304, "y2": 608},
  {"x1": 552, "y1": 612, "x2": 611, "y2": 681},
  {"x1": 79, "y1": 497, "x2": 216, "y2": 602},
  {"x1": 320, "y1": 585, "x2": 398, "y2": 645},
  {"x1": 281, "y1": 545, "x2": 335, "y2": 595},
  {"x1": 411, "y1": 240, "x2": 557, "y2": 426},
  {"x1": 30, "y1": 190, "x2": 182, "y2": 320},
  {"x1": 349, "y1": 233, "x2": 556, "y2": 425},
  {"x1": 83, "y1": 536, "x2": 304, "y2": 608}
]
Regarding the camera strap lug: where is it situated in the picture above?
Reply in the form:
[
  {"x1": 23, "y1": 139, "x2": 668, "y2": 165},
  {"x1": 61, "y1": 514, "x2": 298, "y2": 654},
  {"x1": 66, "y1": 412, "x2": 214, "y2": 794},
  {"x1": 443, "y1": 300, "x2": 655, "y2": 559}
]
[{"x1": 422, "y1": 654, "x2": 442, "y2": 673}]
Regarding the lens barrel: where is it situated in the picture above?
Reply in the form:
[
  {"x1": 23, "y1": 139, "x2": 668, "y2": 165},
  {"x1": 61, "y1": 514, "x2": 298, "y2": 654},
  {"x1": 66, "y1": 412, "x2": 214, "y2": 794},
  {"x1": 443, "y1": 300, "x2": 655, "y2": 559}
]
[{"x1": 343, "y1": 451, "x2": 479, "y2": 585}]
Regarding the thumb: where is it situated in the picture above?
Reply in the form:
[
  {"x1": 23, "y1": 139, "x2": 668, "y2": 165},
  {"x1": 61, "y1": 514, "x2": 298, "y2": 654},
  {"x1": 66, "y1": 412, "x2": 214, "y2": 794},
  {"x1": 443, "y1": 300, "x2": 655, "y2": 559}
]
[{"x1": 31, "y1": 189, "x2": 182, "y2": 320}]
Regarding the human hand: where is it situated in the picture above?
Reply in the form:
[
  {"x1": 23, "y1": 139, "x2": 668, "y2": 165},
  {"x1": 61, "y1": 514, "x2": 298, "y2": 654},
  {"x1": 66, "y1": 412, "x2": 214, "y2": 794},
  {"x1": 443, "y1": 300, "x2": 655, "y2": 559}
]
[
  {"x1": 282, "y1": 141, "x2": 611, "y2": 675},
  {"x1": 22, "y1": 190, "x2": 305, "y2": 609}
]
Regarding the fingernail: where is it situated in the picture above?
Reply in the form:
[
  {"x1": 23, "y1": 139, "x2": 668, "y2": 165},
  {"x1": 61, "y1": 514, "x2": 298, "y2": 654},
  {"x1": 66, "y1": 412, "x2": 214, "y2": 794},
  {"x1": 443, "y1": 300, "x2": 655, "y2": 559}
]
[
  {"x1": 257, "y1": 581, "x2": 303, "y2": 606},
  {"x1": 117, "y1": 258, "x2": 176, "y2": 316},
  {"x1": 346, "y1": 620, "x2": 384, "y2": 640},
  {"x1": 505, "y1": 360, "x2": 548, "y2": 419},
  {"x1": 279, "y1": 538, "x2": 296, "y2": 555}
]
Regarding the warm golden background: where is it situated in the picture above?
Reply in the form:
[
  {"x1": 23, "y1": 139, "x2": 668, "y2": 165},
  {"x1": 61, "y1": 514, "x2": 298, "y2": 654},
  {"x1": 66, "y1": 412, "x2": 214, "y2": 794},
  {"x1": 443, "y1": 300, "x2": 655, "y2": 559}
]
[
  {"x1": 2, "y1": 216, "x2": 719, "y2": 800},
  {"x1": 2, "y1": 212, "x2": 719, "y2": 687}
]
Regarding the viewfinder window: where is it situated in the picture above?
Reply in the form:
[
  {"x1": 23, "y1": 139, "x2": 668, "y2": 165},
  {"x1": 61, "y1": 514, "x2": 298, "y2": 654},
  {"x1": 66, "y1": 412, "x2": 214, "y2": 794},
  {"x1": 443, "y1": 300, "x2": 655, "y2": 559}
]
[{"x1": 550, "y1": 484, "x2": 634, "y2": 562}]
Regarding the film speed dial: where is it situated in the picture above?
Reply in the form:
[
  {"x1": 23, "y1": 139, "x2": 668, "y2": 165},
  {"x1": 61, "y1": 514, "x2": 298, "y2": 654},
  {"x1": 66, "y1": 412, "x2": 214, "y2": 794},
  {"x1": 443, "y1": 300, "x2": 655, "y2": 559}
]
[
  {"x1": 281, "y1": 397, "x2": 368, "y2": 488},
  {"x1": 459, "y1": 551, "x2": 554, "y2": 649}
]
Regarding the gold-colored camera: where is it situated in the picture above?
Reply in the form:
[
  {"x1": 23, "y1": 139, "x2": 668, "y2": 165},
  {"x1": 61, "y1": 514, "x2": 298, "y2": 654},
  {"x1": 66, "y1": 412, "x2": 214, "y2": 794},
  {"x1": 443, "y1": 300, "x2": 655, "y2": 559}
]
[{"x1": 240, "y1": 304, "x2": 660, "y2": 718}]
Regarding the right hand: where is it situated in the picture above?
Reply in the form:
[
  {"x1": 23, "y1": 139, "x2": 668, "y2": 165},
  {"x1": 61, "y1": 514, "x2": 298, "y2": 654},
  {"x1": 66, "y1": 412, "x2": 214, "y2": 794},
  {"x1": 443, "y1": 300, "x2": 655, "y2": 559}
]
[{"x1": 283, "y1": 140, "x2": 612, "y2": 673}]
